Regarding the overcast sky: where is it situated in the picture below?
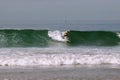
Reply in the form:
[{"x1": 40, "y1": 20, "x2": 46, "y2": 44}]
[{"x1": 0, "y1": 0, "x2": 120, "y2": 24}]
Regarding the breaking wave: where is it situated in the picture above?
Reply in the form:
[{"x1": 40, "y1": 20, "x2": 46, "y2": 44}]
[{"x1": 0, "y1": 29, "x2": 120, "y2": 47}]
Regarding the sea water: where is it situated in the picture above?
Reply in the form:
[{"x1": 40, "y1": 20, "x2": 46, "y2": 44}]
[{"x1": 0, "y1": 22, "x2": 120, "y2": 67}]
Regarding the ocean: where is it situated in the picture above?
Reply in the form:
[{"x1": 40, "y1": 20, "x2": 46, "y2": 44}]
[{"x1": 0, "y1": 23, "x2": 120, "y2": 67}]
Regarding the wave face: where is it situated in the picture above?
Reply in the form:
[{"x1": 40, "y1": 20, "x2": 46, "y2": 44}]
[
  {"x1": 0, "y1": 29, "x2": 49, "y2": 47},
  {"x1": 68, "y1": 31, "x2": 120, "y2": 46},
  {"x1": 0, "y1": 29, "x2": 120, "y2": 47}
]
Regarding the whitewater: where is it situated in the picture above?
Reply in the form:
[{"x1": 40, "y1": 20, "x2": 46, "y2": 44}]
[{"x1": 0, "y1": 47, "x2": 120, "y2": 66}]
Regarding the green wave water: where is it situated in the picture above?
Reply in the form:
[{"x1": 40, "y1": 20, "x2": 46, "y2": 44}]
[
  {"x1": 68, "y1": 31, "x2": 120, "y2": 46},
  {"x1": 0, "y1": 29, "x2": 120, "y2": 47},
  {"x1": 0, "y1": 29, "x2": 49, "y2": 47}
]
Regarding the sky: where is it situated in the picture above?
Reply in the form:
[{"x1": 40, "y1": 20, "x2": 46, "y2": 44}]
[{"x1": 0, "y1": 0, "x2": 120, "y2": 24}]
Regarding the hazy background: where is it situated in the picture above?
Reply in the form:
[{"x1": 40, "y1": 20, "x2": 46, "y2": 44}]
[{"x1": 0, "y1": 0, "x2": 120, "y2": 24}]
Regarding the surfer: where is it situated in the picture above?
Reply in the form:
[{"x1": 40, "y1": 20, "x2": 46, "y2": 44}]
[{"x1": 62, "y1": 31, "x2": 69, "y2": 39}]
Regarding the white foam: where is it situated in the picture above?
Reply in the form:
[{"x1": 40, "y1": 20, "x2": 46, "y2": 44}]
[
  {"x1": 0, "y1": 54, "x2": 120, "y2": 66},
  {"x1": 0, "y1": 48, "x2": 120, "y2": 66},
  {"x1": 48, "y1": 30, "x2": 68, "y2": 42}
]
